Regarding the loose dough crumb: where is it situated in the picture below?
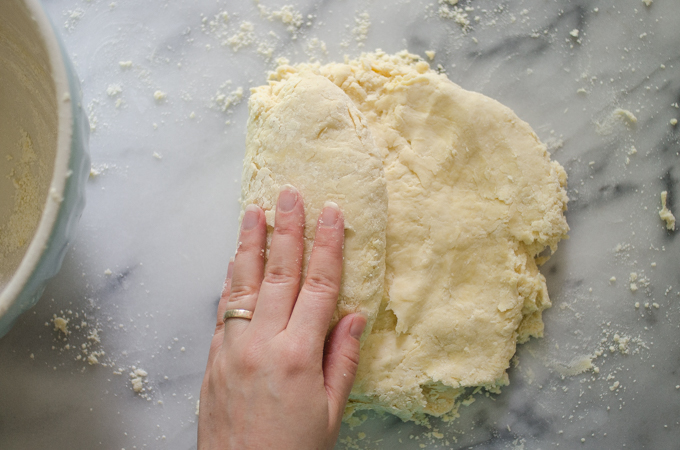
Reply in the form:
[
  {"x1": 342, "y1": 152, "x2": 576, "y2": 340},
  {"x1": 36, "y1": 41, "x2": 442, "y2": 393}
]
[
  {"x1": 130, "y1": 367, "x2": 148, "y2": 393},
  {"x1": 54, "y1": 317, "x2": 69, "y2": 335},
  {"x1": 153, "y1": 90, "x2": 167, "y2": 101},
  {"x1": 659, "y1": 191, "x2": 676, "y2": 230},
  {"x1": 613, "y1": 108, "x2": 637, "y2": 125}
]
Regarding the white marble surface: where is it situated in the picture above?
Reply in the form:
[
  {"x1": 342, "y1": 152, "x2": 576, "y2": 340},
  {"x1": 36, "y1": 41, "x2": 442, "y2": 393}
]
[{"x1": 1, "y1": 0, "x2": 679, "y2": 448}]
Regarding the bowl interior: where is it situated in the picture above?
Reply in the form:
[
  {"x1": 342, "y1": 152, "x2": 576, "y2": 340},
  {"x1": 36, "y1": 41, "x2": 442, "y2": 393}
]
[{"x1": 0, "y1": 0, "x2": 58, "y2": 291}]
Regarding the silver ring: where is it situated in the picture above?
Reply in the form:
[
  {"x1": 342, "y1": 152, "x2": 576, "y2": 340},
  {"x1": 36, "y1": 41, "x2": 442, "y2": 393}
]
[{"x1": 223, "y1": 309, "x2": 254, "y2": 323}]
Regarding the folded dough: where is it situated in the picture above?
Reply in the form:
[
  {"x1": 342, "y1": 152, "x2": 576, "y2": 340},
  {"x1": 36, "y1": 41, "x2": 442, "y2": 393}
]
[
  {"x1": 253, "y1": 51, "x2": 569, "y2": 423},
  {"x1": 241, "y1": 71, "x2": 388, "y2": 332}
]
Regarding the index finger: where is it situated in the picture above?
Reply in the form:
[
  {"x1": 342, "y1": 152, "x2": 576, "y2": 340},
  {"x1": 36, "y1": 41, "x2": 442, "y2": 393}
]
[
  {"x1": 287, "y1": 202, "x2": 344, "y2": 343},
  {"x1": 215, "y1": 259, "x2": 235, "y2": 330}
]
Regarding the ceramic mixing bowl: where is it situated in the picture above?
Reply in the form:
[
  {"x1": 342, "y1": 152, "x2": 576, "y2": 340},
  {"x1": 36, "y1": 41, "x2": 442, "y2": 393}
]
[{"x1": 0, "y1": 0, "x2": 90, "y2": 338}]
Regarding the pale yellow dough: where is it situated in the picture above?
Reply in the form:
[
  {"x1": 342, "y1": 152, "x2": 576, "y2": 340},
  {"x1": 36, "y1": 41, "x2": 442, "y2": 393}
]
[
  {"x1": 241, "y1": 72, "x2": 388, "y2": 330},
  {"x1": 248, "y1": 51, "x2": 569, "y2": 423},
  {"x1": 659, "y1": 191, "x2": 676, "y2": 231}
]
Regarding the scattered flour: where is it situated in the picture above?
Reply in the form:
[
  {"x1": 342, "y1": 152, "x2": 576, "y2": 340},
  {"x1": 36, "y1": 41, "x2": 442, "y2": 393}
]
[
  {"x1": 106, "y1": 84, "x2": 122, "y2": 97},
  {"x1": 212, "y1": 82, "x2": 244, "y2": 112},
  {"x1": 351, "y1": 12, "x2": 371, "y2": 46},
  {"x1": 63, "y1": 8, "x2": 85, "y2": 32},
  {"x1": 438, "y1": 0, "x2": 471, "y2": 32},
  {"x1": 305, "y1": 38, "x2": 328, "y2": 61},
  {"x1": 257, "y1": 3, "x2": 303, "y2": 35},
  {"x1": 227, "y1": 21, "x2": 256, "y2": 51},
  {"x1": 201, "y1": 11, "x2": 230, "y2": 43}
]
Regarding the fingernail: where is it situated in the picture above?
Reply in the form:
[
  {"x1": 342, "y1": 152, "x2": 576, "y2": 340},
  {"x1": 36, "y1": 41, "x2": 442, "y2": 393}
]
[
  {"x1": 278, "y1": 185, "x2": 298, "y2": 212},
  {"x1": 226, "y1": 259, "x2": 234, "y2": 278},
  {"x1": 349, "y1": 314, "x2": 367, "y2": 340},
  {"x1": 242, "y1": 204, "x2": 260, "y2": 230},
  {"x1": 320, "y1": 201, "x2": 340, "y2": 227}
]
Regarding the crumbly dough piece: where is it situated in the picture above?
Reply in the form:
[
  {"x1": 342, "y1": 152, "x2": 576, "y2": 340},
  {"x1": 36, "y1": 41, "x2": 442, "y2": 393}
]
[
  {"x1": 659, "y1": 191, "x2": 676, "y2": 230},
  {"x1": 269, "y1": 51, "x2": 569, "y2": 422},
  {"x1": 241, "y1": 72, "x2": 388, "y2": 330}
]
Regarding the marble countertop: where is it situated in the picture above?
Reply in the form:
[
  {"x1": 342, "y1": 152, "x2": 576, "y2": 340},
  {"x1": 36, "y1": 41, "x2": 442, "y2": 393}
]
[{"x1": 1, "y1": 0, "x2": 679, "y2": 448}]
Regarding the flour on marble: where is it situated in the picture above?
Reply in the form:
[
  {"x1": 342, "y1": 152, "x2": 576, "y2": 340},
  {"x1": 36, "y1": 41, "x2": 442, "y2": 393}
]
[
  {"x1": 63, "y1": 8, "x2": 85, "y2": 32},
  {"x1": 227, "y1": 21, "x2": 256, "y2": 51},
  {"x1": 438, "y1": 2, "x2": 471, "y2": 32},
  {"x1": 256, "y1": 2, "x2": 303, "y2": 36},
  {"x1": 212, "y1": 82, "x2": 244, "y2": 113},
  {"x1": 106, "y1": 84, "x2": 122, "y2": 97},
  {"x1": 350, "y1": 12, "x2": 371, "y2": 47},
  {"x1": 35, "y1": 307, "x2": 109, "y2": 368}
]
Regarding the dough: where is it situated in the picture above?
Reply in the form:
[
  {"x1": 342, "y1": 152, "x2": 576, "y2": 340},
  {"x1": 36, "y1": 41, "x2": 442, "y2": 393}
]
[
  {"x1": 254, "y1": 51, "x2": 569, "y2": 422},
  {"x1": 659, "y1": 191, "x2": 676, "y2": 230},
  {"x1": 241, "y1": 72, "x2": 388, "y2": 330}
]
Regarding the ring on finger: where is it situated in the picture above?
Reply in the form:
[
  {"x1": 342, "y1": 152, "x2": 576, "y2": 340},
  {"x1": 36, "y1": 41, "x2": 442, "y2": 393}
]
[{"x1": 223, "y1": 308, "x2": 254, "y2": 323}]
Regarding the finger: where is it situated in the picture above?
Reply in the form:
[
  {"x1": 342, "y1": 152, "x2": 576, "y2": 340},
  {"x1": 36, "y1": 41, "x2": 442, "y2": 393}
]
[
  {"x1": 251, "y1": 185, "x2": 305, "y2": 335},
  {"x1": 224, "y1": 204, "x2": 266, "y2": 341},
  {"x1": 323, "y1": 314, "x2": 366, "y2": 425},
  {"x1": 204, "y1": 259, "x2": 234, "y2": 378},
  {"x1": 287, "y1": 202, "x2": 344, "y2": 342},
  {"x1": 215, "y1": 259, "x2": 235, "y2": 329}
]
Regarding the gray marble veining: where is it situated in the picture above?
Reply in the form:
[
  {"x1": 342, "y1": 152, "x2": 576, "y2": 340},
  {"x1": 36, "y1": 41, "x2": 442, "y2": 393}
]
[{"x1": 1, "y1": 0, "x2": 678, "y2": 449}]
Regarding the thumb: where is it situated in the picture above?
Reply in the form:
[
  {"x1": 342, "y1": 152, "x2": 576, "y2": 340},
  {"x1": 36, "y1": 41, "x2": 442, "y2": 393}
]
[{"x1": 323, "y1": 313, "x2": 367, "y2": 423}]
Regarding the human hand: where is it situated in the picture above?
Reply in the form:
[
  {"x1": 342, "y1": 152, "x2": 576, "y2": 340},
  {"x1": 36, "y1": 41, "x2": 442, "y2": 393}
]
[{"x1": 198, "y1": 186, "x2": 367, "y2": 450}]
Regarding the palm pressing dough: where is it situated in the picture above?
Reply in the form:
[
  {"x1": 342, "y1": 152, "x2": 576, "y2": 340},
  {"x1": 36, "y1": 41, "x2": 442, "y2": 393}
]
[
  {"x1": 243, "y1": 50, "x2": 569, "y2": 423},
  {"x1": 241, "y1": 72, "x2": 389, "y2": 331}
]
